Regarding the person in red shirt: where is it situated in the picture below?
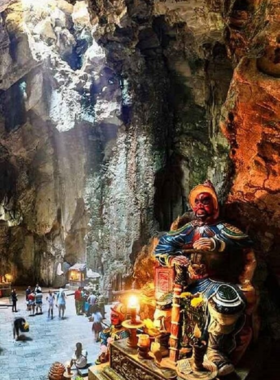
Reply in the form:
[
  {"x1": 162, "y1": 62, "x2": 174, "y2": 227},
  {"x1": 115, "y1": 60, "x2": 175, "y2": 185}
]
[
  {"x1": 27, "y1": 290, "x2": 36, "y2": 316},
  {"x1": 74, "y1": 287, "x2": 82, "y2": 315}
]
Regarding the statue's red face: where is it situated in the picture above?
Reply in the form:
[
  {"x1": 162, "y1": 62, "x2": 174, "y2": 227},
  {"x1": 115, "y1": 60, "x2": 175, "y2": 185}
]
[
  {"x1": 111, "y1": 312, "x2": 120, "y2": 326},
  {"x1": 193, "y1": 192, "x2": 215, "y2": 222}
]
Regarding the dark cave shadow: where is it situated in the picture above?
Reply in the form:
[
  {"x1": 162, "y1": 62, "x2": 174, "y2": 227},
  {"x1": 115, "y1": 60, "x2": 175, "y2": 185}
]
[
  {"x1": 154, "y1": 153, "x2": 186, "y2": 231},
  {"x1": 223, "y1": 373, "x2": 241, "y2": 380},
  {"x1": 16, "y1": 335, "x2": 33, "y2": 342},
  {"x1": 223, "y1": 194, "x2": 280, "y2": 291}
]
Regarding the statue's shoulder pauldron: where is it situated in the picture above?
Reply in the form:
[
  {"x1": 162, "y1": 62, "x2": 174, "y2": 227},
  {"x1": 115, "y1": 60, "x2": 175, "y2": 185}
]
[
  {"x1": 221, "y1": 223, "x2": 248, "y2": 240},
  {"x1": 167, "y1": 221, "x2": 193, "y2": 236}
]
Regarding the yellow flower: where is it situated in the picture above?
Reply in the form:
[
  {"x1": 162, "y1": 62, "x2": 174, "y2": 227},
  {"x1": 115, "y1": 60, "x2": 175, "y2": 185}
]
[
  {"x1": 180, "y1": 292, "x2": 192, "y2": 298},
  {"x1": 190, "y1": 296, "x2": 204, "y2": 308},
  {"x1": 143, "y1": 318, "x2": 155, "y2": 329}
]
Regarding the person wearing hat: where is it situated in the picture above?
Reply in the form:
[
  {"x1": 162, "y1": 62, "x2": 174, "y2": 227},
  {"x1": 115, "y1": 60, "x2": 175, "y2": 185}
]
[
  {"x1": 95, "y1": 303, "x2": 129, "y2": 365},
  {"x1": 13, "y1": 317, "x2": 29, "y2": 340},
  {"x1": 154, "y1": 180, "x2": 257, "y2": 376}
]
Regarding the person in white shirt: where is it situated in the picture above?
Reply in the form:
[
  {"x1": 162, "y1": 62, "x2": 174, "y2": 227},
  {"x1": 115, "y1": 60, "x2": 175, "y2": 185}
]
[
  {"x1": 34, "y1": 283, "x2": 42, "y2": 293},
  {"x1": 56, "y1": 288, "x2": 67, "y2": 319},
  {"x1": 46, "y1": 290, "x2": 55, "y2": 319},
  {"x1": 87, "y1": 291, "x2": 97, "y2": 316},
  {"x1": 70, "y1": 342, "x2": 88, "y2": 369}
]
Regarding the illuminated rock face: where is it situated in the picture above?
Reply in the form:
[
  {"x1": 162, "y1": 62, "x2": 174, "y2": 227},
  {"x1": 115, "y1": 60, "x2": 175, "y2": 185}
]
[
  {"x1": 220, "y1": 0, "x2": 280, "y2": 269},
  {"x1": 0, "y1": 0, "x2": 279, "y2": 288}
]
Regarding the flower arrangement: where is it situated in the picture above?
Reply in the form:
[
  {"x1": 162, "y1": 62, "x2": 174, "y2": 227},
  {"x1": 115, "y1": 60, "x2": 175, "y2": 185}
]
[
  {"x1": 179, "y1": 292, "x2": 206, "y2": 350},
  {"x1": 190, "y1": 296, "x2": 204, "y2": 308},
  {"x1": 142, "y1": 318, "x2": 161, "y2": 337}
]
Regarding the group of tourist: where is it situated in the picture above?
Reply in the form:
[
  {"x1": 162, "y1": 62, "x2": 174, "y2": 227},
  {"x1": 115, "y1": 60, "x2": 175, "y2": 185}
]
[
  {"x1": 11, "y1": 285, "x2": 130, "y2": 373},
  {"x1": 11, "y1": 284, "x2": 110, "y2": 374},
  {"x1": 13, "y1": 284, "x2": 128, "y2": 370},
  {"x1": 10, "y1": 283, "x2": 131, "y2": 375},
  {"x1": 11, "y1": 285, "x2": 43, "y2": 315},
  {"x1": 73, "y1": 287, "x2": 106, "y2": 343},
  {"x1": 13, "y1": 284, "x2": 105, "y2": 322},
  {"x1": 74, "y1": 287, "x2": 105, "y2": 318},
  {"x1": 25, "y1": 284, "x2": 44, "y2": 316},
  {"x1": 24, "y1": 284, "x2": 67, "y2": 319}
]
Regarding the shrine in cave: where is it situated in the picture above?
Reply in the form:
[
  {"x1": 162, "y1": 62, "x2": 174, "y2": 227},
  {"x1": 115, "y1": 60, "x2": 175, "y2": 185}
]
[{"x1": 0, "y1": 0, "x2": 280, "y2": 379}]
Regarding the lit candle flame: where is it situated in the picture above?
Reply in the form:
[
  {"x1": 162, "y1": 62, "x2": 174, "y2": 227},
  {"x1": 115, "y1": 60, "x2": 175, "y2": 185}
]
[
  {"x1": 193, "y1": 324, "x2": 201, "y2": 339},
  {"x1": 128, "y1": 295, "x2": 138, "y2": 308}
]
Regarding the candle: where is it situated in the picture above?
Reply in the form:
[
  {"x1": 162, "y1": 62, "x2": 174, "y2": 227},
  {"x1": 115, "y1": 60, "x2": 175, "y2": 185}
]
[
  {"x1": 151, "y1": 341, "x2": 160, "y2": 353},
  {"x1": 130, "y1": 306, "x2": 137, "y2": 324},
  {"x1": 192, "y1": 324, "x2": 206, "y2": 371},
  {"x1": 137, "y1": 334, "x2": 150, "y2": 348},
  {"x1": 137, "y1": 334, "x2": 150, "y2": 359},
  {"x1": 128, "y1": 295, "x2": 139, "y2": 325},
  {"x1": 193, "y1": 324, "x2": 202, "y2": 344}
]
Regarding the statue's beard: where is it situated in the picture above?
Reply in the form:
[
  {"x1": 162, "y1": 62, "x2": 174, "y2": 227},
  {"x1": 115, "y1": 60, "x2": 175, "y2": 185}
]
[
  {"x1": 195, "y1": 210, "x2": 213, "y2": 223},
  {"x1": 195, "y1": 209, "x2": 209, "y2": 218}
]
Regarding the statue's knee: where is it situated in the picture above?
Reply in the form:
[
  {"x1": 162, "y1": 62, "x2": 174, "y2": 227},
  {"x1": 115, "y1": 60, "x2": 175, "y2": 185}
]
[{"x1": 208, "y1": 284, "x2": 246, "y2": 331}]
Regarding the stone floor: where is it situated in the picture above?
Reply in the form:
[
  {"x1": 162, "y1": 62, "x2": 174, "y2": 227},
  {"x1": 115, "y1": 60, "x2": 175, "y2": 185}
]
[{"x1": 0, "y1": 288, "x2": 106, "y2": 380}]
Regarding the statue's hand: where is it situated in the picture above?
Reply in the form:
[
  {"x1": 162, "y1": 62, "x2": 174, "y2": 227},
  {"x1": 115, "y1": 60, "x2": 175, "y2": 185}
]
[
  {"x1": 169, "y1": 256, "x2": 189, "y2": 267},
  {"x1": 193, "y1": 237, "x2": 214, "y2": 251}
]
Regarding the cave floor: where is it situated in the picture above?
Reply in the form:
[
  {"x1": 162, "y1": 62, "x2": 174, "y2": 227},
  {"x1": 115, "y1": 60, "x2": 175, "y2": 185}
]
[
  {"x1": 1, "y1": 290, "x2": 279, "y2": 380},
  {"x1": 0, "y1": 288, "x2": 104, "y2": 380}
]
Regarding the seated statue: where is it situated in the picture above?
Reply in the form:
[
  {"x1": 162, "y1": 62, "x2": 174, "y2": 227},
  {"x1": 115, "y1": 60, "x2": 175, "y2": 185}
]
[
  {"x1": 154, "y1": 180, "x2": 257, "y2": 376},
  {"x1": 95, "y1": 303, "x2": 130, "y2": 365}
]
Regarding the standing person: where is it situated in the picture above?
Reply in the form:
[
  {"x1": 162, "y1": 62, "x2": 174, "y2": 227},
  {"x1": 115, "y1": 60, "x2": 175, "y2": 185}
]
[
  {"x1": 13, "y1": 317, "x2": 29, "y2": 340},
  {"x1": 91, "y1": 305, "x2": 104, "y2": 342},
  {"x1": 97, "y1": 292, "x2": 105, "y2": 318},
  {"x1": 81, "y1": 288, "x2": 87, "y2": 314},
  {"x1": 56, "y1": 288, "x2": 66, "y2": 319},
  {"x1": 46, "y1": 290, "x2": 55, "y2": 319},
  {"x1": 35, "y1": 283, "x2": 42, "y2": 293},
  {"x1": 25, "y1": 286, "x2": 31, "y2": 301},
  {"x1": 11, "y1": 289, "x2": 18, "y2": 312},
  {"x1": 25, "y1": 286, "x2": 31, "y2": 311},
  {"x1": 35, "y1": 288, "x2": 43, "y2": 314},
  {"x1": 28, "y1": 290, "x2": 36, "y2": 316},
  {"x1": 74, "y1": 287, "x2": 82, "y2": 315},
  {"x1": 87, "y1": 291, "x2": 97, "y2": 317}
]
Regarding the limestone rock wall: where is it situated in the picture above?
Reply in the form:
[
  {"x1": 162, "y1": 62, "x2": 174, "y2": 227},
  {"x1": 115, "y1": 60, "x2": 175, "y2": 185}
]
[
  {"x1": 0, "y1": 0, "x2": 94, "y2": 285},
  {"x1": 0, "y1": 0, "x2": 280, "y2": 295},
  {"x1": 220, "y1": 0, "x2": 280, "y2": 279}
]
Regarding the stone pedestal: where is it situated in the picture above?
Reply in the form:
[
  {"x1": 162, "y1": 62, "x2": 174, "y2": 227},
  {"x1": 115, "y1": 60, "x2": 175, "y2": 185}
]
[
  {"x1": 88, "y1": 339, "x2": 178, "y2": 380},
  {"x1": 88, "y1": 338, "x2": 260, "y2": 380}
]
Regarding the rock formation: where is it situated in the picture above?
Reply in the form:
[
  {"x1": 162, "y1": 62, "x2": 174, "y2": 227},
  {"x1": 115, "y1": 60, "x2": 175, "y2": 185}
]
[{"x1": 0, "y1": 0, "x2": 279, "y2": 313}]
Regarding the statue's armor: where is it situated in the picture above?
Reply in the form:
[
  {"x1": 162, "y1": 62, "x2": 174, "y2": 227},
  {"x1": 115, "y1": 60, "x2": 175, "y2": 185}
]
[{"x1": 155, "y1": 221, "x2": 252, "y2": 284}]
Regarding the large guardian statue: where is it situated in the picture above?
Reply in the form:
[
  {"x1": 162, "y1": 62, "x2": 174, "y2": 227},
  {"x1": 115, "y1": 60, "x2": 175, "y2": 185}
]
[{"x1": 154, "y1": 180, "x2": 257, "y2": 376}]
